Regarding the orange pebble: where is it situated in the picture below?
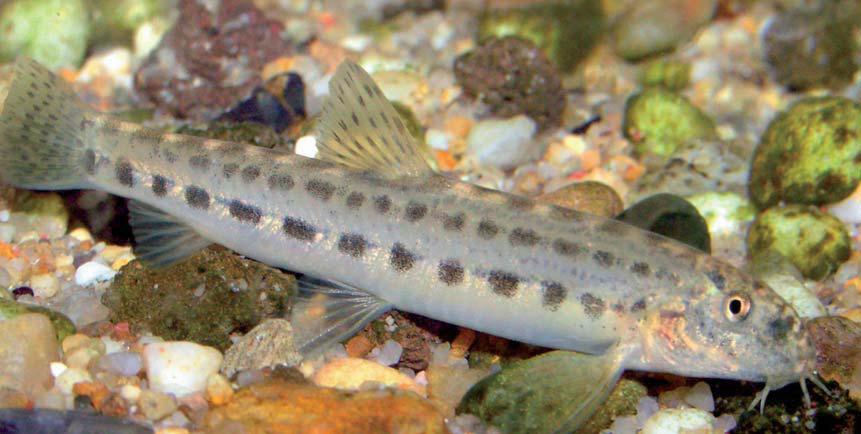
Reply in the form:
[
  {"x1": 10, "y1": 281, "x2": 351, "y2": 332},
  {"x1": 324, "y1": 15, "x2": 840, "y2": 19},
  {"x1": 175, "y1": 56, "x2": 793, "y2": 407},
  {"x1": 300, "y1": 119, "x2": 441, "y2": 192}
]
[
  {"x1": 345, "y1": 335, "x2": 374, "y2": 358},
  {"x1": 262, "y1": 57, "x2": 295, "y2": 81},
  {"x1": 579, "y1": 149, "x2": 602, "y2": 172},
  {"x1": 450, "y1": 328, "x2": 476, "y2": 359},
  {"x1": 0, "y1": 243, "x2": 14, "y2": 259},
  {"x1": 443, "y1": 116, "x2": 474, "y2": 139},
  {"x1": 436, "y1": 150, "x2": 457, "y2": 171}
]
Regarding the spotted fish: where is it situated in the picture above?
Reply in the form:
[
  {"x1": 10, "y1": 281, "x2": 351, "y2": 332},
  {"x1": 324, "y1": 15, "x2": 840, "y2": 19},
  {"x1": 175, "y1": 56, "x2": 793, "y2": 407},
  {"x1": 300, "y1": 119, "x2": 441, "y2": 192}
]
[{"x1": 0, "y1": 58, "x2": 824, "y2": 432}]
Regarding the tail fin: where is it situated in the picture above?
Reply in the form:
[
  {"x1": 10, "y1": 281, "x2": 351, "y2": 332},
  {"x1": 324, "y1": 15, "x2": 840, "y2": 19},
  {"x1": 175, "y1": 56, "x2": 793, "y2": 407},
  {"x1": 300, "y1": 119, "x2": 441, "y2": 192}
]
[{"x1": 0, "y1": 57, "x2": 94, "y2": 189}]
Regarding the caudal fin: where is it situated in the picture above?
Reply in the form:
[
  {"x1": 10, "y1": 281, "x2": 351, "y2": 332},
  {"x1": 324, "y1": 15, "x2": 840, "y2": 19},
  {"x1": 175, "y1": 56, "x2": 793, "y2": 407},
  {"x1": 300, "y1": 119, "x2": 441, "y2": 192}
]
[{"x1": 0, "y1": 57, "x2": 94, "y2": 189}]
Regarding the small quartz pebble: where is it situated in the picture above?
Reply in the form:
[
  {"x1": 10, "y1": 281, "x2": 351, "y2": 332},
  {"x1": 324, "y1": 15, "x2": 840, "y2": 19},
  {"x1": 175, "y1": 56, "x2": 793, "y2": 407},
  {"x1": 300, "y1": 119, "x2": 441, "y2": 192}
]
[
  {"x1": 466, "y1": 115, "x2": 537, "y2": 170},
  {"x1": 683, "y1": 381, "x2": 714, "y2": 412},
  {"x1": 138, "y1": 389, "x2": 178, "y2": 421},
  {"x1": 74, "y1": 261, "x2": 117, "y2": 286},
  {"x1": 642, "y1": 408, "x2": 716, "y2": 434},
  {"x1": 29, "y1": 273, "x2": 59, "y2": 298},
  {"x1": 96, "y1": 351, "x2": 143, "y2": 376},
  {"x1": 371, "y1": 339, "x2": 403, "y2": 366},
  {"x1": 143, "y1": 341, "x2": 223, "y2": 396},
  {"x1": 312, "y1": 357, "x2": 426, "y2": 397}
]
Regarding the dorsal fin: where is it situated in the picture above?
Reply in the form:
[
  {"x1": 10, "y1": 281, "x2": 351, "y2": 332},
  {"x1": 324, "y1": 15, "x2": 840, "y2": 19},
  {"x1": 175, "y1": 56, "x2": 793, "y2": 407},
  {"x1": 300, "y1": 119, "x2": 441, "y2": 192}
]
[{"x1": 313, "y1": 60, "x2": 434, "y2": 178}]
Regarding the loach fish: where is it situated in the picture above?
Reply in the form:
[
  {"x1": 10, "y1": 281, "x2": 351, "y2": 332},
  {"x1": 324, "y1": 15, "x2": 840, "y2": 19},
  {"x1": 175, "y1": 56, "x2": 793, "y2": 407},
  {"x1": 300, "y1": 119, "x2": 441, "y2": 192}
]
[{"x1": 0, "y1": 58, "x2": 826, "y2": 432}]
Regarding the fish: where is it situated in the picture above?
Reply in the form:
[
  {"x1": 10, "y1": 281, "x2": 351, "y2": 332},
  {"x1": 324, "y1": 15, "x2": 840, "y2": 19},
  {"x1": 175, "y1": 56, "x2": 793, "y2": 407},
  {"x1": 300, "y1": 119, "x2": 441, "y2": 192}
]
[{"x1": 0, "y1": 57, "x2": 825, "y2": 432}]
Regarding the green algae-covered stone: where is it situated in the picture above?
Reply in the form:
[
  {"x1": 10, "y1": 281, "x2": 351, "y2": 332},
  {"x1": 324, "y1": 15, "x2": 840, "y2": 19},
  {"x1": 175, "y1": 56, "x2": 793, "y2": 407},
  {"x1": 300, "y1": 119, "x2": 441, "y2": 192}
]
[
  {"x1": 103, "y1": 247, "x2": 296, "y2": 351},
  {"x1": 0, "y1": 298, "x2": 76, "y2": 342},
  {"x1": 749, "y1": 97, "x2": 861, "y2": 209},
  {"x1": 88, "y1": 0, "x2": 173, "y2": 46},
  {"x1": 747, "y1": 205, "x2": 850, "y2": 281},
  {"x1": 686, "y1": 191, "x2": 756, "y2": 235},
  {"x1": 477, "y1": 0, "x2": 606, "y2": 72},
  {"x1": 623, "y1": 88, "x2": 717, "y2": 157},
  {"x1": 639, "y1": 59, "x2": 691, "y2": 91},
  {"x1": 579, "y1": 379, "x2": 648, "y2": 434},
  {"x1": 0, "y1": 0, "x2": 91, "y2": 70}
]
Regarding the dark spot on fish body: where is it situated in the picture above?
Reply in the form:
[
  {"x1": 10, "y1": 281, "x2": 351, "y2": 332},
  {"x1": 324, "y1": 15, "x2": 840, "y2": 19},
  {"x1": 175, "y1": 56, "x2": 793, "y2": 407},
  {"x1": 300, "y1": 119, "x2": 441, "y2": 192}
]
[
  {"x1": 655, "y1": 268, "x2": 680, "y2": 284},
  {"x1": 115, "y1": 159, "x2": 134, "y2": 187},
  {"x1": 152, "y1": 175, "x2": 168, "y2": 197},
  {"x1": 223, "y1": 163, "x2": 239, "y2": 178},
  {"x1": 83, "y1": 149, "x2": 96, "y2": 175},
  {"x1": 185, "y1": 186, "x2": 210, "y2": 209},
  {"x1": 542, "y1": 281, "x2": 566, "y2": 311},
  {"x1": 189, "y1": 155, "x2": 211, "y2": 171},
  {"x1": 477, "y1": 220, "x2": 499, "y2": 239},
  {"x1": 581, "y1": 293, "x2": 606, "y2": 319},
  {"x1": 241, "y1": 166, "x2": 261, "y2": 183},
  {"x1": 374, "y1": 195, "x2": 392, "y2": 214},
  {"x1": 346, "y1": 192, "x2": 365, "y2": 209},
  {"x1": 612, "y1": 303, "x2": 625, "y2": 313},
  {"x1": 305, "y1": 179, "x2": 335, "y2": 201},
  {"x1": 509, "y1": 228, "x2": 540, "y2": 246},
  {"x1": 508, "y1": 196, "x2": 534, "y2": 211},
  {"x1": 229, "y1": 200, "x2": 263, "y2": 224},
  {"x1": 163, "y1": 150, "x2": 179, "y2": 164},
  {"x1": 593, "y1": 251, "x2": 614, "y2": 268},
  {"x1": 705, "y1": 269, "x2": 726, "y2": 291},
  {"x1": 438, "y1": 259, "x2": 464, "y2": 286},
  {"x1": 553, "y1": 239, "x2": 585, "y2": 257},
  {"x1": 488, "y1": 270, "x2": 519, "y2": 297},
  {"x1": 631, "y1": 262, "x2": 651, "y2": 277},
  {"x1": 390, "y1": 243, "x2": 416, "y2": 272},
  {"x1": 630, "y1": 298, "x2": 647, "y2": 312},
  {"x1": 404, "y1": 202, "x2": 427, "y2": 222},
  {"x1": 443, "y1": 213, "x2": 465, "y2": 231},
  {"x1": 282, "y1": 216, "x2": 317, "y2": 242},
  {"x1": 768, "y1": 317, "x2": 792, "y2": 342},
  {"x1": 338, "y1": 233, "x2": 367, "y2": 258},
  {"x1": 268, "y1": 174, "x2": 294, "y2": 191}
]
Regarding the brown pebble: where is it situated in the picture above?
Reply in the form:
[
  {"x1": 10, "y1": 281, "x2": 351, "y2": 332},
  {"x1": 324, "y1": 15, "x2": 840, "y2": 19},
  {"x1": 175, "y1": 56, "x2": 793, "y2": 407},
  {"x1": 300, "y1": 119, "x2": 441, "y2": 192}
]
[
  {"x1": 450, "y1": 328, "x2": 476, "y2": 359},
  {"x1": 807, "y1": 316, "x2": 861, "y2": 401},
  {"x1": 345, "y1": 335, "x2": 375, "y2": 358},
  {"x1": 537, "y1": 181, "x2": 624, "y2": 217}
]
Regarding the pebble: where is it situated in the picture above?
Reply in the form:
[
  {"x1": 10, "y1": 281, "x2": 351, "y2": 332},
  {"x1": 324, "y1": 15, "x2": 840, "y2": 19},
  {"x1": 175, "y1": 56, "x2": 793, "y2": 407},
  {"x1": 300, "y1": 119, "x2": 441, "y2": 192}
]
[
  {"x1": 220, "y1": 319, "x2": 301, "y2": 377},
  {"x1": 143, "y1": 341, "x2": 223, "y2": 397},
  {"x1": 205, "y1": 374, "x2": 234, "y2": 406},
  {"x1": 683, "y1": 382, "x2": 714, "y2": 412},
  {"x1": 370, "y1": 339, "x2": 403, "y2": 366},
  {"x1": 138, "y1": 389, "x2": 177, "y2": 421},
  {"x1": 74, "y1": 261, "x2": 118, "y2": 286},
  {"x1": 641, "y1": 408, "x2": 716, "y2": 434},
  {"x1": 54, "y1": 367, "x2": 93, "y2": 395},
  {"x1": 312, "y1": 357, "x2": 426, "y2": 397},
  {"x1": 29, "y1": 273, "x2": 60, "y2": 298},
  {"x1": 0, "y1": 313, "x2": 59, "y2": 395},
  {"x1": 120, "y1": 384, "x2": 141, "y2": 403},
  {"x1": 96, "y1": 351, "x2": 143, "y2": 377},
  {"x1": 466, "y1": 115, "x2": 538, "y2": 170}
]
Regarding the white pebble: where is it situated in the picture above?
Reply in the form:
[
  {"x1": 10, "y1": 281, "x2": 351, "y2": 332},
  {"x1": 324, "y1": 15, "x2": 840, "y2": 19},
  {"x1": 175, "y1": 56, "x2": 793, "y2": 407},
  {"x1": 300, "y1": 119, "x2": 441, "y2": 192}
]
[
  {"x1": 143, "y1": 341, "x2": 223, "y2": 396},
  {"x1": 55, "y1": 367, "x2": 93, "y2": 395},
  {"x1": 372, "y1": 340, "x2": 403, "y2": 366},
  {"x1": 97, "y1": 351, "x2": 143, "y2": 376},
  {"x1": 0, "y1": 210, "x2": 9, "y2": 222},
  {"x1": 0, "y1": 223, "x2": 14, "y2": 243},
  {"x1": 425, "y1": 128, "x2": 451, "y2": 150},
  {"x1": 50, "y1": 362, "x2": 68, "y2": 378},
  {"x1": 466, "y1": 115, "x2": 537, "y2": 170},
  {"x1": 30, "y1": 273, "x2": 60, "y2": 298},
  {"x1": 74, "y1": 261, "x2": 117, "y2": 286},
  {"x1": 684, "y1": 381, "x2": 714, "y2": 412},
  {"x1": 608, "y1": 415, "x2": 639, "y2": 434},
  {"x1": 636, "y1": 396, "x2": 660, "y2": 425},
  {"x1": 642, "y1": 408, "x2": 716, "y2": 434},
  {"x1": 68, "y1": 227, "x2": 94, "y2": 242},
  {"x1": 120, "y1": 384, "x2": 141, "y2": 402},
  {"x1": 714, "y1": 414, "x2": 737, "y2": 432}
]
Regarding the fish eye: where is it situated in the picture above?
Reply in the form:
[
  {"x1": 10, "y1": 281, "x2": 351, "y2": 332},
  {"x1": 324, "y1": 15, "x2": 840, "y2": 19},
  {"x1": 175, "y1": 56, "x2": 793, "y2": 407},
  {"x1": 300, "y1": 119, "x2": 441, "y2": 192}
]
[{"x1": 724, "y1": 292, "x2": 751, "y2": 322}]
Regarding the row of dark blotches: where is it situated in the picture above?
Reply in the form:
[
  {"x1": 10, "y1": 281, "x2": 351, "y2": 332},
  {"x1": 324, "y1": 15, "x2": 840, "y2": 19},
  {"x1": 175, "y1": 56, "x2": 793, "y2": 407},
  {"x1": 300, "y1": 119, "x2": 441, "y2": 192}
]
[{"x1": 115, "y1": 155, "x2": 656, "y2": 316}]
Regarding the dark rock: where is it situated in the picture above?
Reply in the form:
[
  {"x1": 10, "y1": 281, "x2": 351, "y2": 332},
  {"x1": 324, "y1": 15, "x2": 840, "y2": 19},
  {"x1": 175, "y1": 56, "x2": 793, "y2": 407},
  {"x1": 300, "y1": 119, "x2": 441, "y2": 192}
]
[
  {"x1": 0, "y1": 408, "x2": 152, "y2": 434},
  {"x1": 807, "y1": 316, "x2": 861, "y2": 403},
  {"x1": 219, "y1": 72, "x2": 307, "y2": 133},
  {"x1": 616, "y1": 193, "x2": 712, "y2": 253},
  {"x1": 763, "y1": 1, "x2": 859, "y2": 91},
  {"x1": 454, "y1": 36, "x2": 565, "y2": 131},
  {"x1": 134, "y1": 0, "x2": 292, "y2": 120},
  {"x1": 477, "y1": 0, "x2": 606, "y2": 72},
  {"x1": 102, "y1": 247, "x2": 296, "y2": 351}
]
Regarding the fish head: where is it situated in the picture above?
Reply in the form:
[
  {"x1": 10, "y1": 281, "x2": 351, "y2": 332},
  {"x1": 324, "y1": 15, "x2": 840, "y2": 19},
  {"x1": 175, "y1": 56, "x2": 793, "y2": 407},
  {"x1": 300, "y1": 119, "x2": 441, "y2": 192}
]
[{"x1": 640, "y1": 261, "x2": 816, "y2": 389}]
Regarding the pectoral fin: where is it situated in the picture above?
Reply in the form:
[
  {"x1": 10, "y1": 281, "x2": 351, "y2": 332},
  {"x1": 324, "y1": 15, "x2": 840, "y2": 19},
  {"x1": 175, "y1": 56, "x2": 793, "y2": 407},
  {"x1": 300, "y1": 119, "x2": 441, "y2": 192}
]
[{"x1": 457, "y1": 350, "x2": 624, "y2": 434}]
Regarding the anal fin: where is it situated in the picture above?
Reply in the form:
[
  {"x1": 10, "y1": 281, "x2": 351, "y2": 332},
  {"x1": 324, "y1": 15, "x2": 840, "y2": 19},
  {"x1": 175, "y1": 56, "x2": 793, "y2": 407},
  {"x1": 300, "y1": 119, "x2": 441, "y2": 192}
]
[
  {"x1": 290, "y1": 276, "x2": 392, "y2": 359},
  {"x1": 128, "y1": 200, "x2": 211, "y2": 268},
  {"x1": 457, "y1": 350, "x2": 624, "y2": 434}
]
